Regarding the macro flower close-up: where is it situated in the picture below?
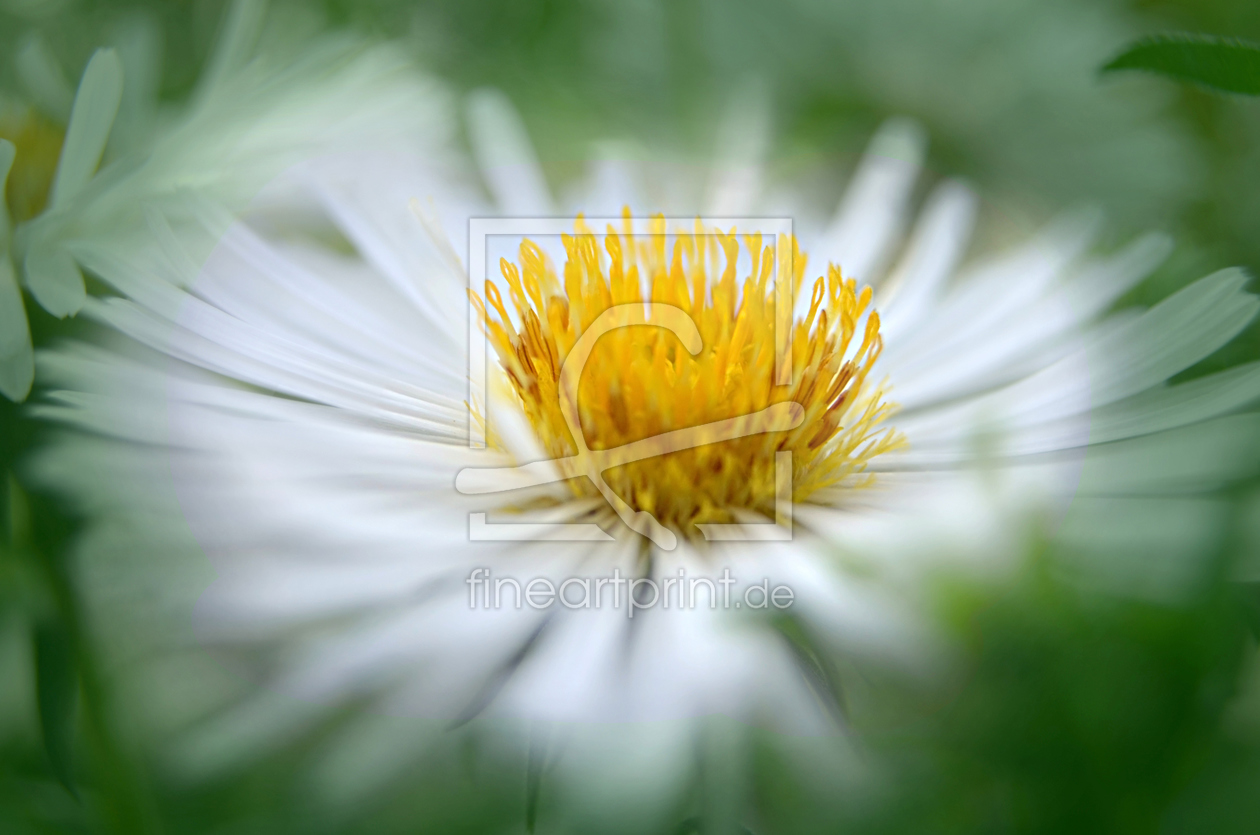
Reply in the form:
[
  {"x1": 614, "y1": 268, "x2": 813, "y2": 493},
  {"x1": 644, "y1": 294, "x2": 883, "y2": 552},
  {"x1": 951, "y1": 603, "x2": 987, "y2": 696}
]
[{"x1": 5, "y1": 1, "x2": 1260, "y2": 834}]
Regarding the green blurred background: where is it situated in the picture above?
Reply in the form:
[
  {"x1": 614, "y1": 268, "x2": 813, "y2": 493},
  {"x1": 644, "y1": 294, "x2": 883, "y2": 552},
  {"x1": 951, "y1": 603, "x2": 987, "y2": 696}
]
[{"x1": 3, "y1": 0, "x2": 1260, "y2": 832}]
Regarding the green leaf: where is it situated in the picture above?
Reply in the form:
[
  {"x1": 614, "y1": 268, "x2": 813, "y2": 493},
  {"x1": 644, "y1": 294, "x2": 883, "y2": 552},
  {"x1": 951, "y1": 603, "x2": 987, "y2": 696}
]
[
  {"x1": 1102, "y1": 34, "x2": 1260, "y2": 96},
  {"x1": 34, "y1": 618, "x2": 79, "y2": 796}
]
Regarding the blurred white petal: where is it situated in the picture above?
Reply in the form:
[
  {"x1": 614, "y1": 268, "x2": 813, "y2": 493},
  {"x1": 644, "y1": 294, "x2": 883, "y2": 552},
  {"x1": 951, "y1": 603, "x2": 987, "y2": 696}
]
[
  {"x1": 466, "y1": 88, "x2": 554, "y2": 216},
  {"x1": 815, "y1": 117, "x2": 926, "y2": 285},
  {"x1": 0, "y1": 257, "x2": 33, "y2": 401}
]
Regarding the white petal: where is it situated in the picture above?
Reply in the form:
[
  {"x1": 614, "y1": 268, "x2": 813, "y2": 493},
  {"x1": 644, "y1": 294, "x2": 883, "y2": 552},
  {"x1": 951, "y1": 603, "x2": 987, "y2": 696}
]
[
  {"x1": 883, "y1": 209, "x2": 1098, "y2": 383},
  {"x1": 877, "y1": 179, "x2": 977, "y2": 343},
  {"x1": 1073, "y1": 414, "x2": 1260, "y2": 496},
  {"x1": 704, "y1": 80, "x2": 772, "y2": 217},
  {"x1": 886, "y1": 231, "x2": 1169, "y2": 412},
  {"x1": 15, "y1": 33, "x2": 73, "y2": 121},
  {"x1": 1089, "y1": 361, "x2": 1260, "y2": 443},
  {"x1": 466, "y1": 88, "x2": 554, "y2": 215},
  {"x1": 813, "y1": 118, "x2": 926, "y2": 285},
  {"x1": 297, "y1": 152, "x2": 477, "y2": 343},
  {"x1": 1081, "y1": 267, "x2": 1259, "y2": 405},
  {"x1": 0, "y1": 258, "x2": 34, "y2": 401},
  {"x1": 564, "y1": 142, "x2": 645, "y2": 216},
  {"x1": 49, "y1": 48, "x2": 123, "y2": 210},
  {"x1": 24, "y1": 239, "x2": 86, "y2": 319}
]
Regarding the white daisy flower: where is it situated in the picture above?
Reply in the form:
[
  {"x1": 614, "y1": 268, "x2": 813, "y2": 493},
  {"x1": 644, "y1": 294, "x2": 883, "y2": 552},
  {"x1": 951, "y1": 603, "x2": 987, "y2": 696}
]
[
  {"x1": 1, "y1": 0, "x2": 455, "y2": 402},
  {"x1": 28, "y1": 52, "x2": 1260, "y2": 830}
]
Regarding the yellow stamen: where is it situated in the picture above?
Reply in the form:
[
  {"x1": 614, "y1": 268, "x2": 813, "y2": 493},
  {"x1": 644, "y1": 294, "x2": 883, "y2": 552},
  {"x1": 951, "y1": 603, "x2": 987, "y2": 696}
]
[
  {"x1": 473, "y1": 212, "x2": 904, "y2": 541},
  {"x1": 0, "y1": 104, "x2": 64, "y2": 223}
]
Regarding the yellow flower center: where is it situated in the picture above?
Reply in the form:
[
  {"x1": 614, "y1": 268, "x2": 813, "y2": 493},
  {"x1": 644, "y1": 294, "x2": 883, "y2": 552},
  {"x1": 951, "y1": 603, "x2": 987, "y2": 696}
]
[
  {"x1": 0, "y1": 104, "x2": 64, "y2": 223},
  {"x1": 473, "y1": 212, "x2": 903, "y2": 543}
]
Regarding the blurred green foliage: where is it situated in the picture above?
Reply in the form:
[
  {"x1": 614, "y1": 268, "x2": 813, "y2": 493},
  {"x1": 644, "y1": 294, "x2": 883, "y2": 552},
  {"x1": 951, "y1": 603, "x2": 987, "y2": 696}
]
[
  {"x1": 752, "y1": 556, "x2": 1260, "y2": 834},
  {"x1": 2, "y1": 0, "x2": 1260, "y2": 832}
]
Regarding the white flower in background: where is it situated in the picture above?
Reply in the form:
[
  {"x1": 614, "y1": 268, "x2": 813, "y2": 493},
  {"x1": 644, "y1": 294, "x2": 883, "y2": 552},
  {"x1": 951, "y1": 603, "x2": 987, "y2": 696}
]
[
  {"x1": 27, "y1": 38, "x2": 1260, "y2": 833},
  {"x1": 0, "y1": 0, "x2": 457, "y2": 401}
]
